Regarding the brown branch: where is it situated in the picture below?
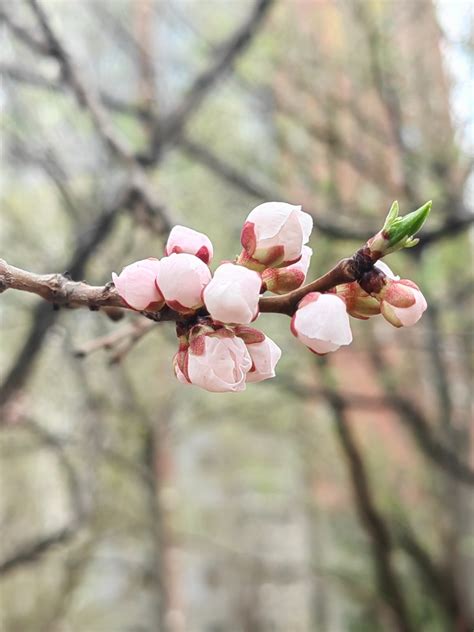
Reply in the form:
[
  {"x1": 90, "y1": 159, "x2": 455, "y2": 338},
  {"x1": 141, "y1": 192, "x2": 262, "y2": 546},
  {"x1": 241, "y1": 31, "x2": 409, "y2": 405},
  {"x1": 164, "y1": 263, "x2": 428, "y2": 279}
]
[
  {"x1": 396, "y1": 526, "x2": 472, "y2": 631},
  {"x1": 284, "y1": 372, "x2": 474, "y2": 487},
  {"x1": 0, "y1": 62, "x2": 145, "y2": 117},
  {"x1": 0, "y1": 191, "x2": 128, "y2": 409},
  {"x1": 140, "y1": 0, "x2": 275, "y2": 162},
  {"x1": 28, "y1": 0, "x2": 133, "y2": 163},
  {"x1": 0, "y1": 419, "x2": 87, "y2": 575},
  {"x1": 179, "y1": 137, "x2": 473, "y2": 244},
  {"x1": 0, "y1": 524, "x2": 79, "y2": 575},
  {"x1": 0, "y1": 258, "x2": 181, "y2": 320},
  {"x1": 26, "y1": 0, "x2": 174, "y2": 234},
  {"x1": 368, "y1": 344, "x2": 474, "y2": 487},
  {"x1": 0, "y1": 247, "x2": 370, "y2": 322},
  {"x1": 323, "y1": 386, "x2": 414, "y2": 632},
  {"x1": 74, "y1": 319, "x2": 156, "y2": 363},
  {"x1": 0, "y1": 6, "x2": 51, "y2": 54}
]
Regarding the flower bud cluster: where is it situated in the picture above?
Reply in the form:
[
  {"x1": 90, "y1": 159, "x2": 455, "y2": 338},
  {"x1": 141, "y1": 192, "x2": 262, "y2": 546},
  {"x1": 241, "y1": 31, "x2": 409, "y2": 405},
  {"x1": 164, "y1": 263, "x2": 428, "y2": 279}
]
[
  {"x1": 334, "y1": 260, "x2": 427, "y2": 329},
  {"x1": 111, "y1": 200, "x2": 428, "y2": 392}
]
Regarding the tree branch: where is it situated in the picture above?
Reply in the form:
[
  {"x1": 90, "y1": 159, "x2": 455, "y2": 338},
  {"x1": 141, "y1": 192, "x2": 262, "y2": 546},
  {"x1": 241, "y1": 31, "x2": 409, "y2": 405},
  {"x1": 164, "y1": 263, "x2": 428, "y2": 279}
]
[
  {"x1": 0, "y1": 246, "x2": 371, "y2": 322},
  {"x1": 323, "y1": 384, "x2": 414, "y2": 632},
  {"x1": 139, "y1": 0, "x2": 275, "y2": 162}
]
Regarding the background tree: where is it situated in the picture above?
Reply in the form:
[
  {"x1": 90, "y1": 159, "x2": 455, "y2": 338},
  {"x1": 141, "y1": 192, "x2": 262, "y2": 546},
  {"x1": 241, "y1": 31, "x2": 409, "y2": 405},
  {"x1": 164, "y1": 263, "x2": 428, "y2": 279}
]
[{"x1": 0, "y1": 0, "x2": 472, "y2": 630}]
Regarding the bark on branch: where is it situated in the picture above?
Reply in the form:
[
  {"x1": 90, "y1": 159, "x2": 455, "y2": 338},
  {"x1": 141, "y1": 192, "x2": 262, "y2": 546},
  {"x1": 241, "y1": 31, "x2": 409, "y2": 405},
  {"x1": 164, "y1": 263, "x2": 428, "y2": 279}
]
[{"x1": 0, "y1": 248, "x2": 369, "y2": 321}]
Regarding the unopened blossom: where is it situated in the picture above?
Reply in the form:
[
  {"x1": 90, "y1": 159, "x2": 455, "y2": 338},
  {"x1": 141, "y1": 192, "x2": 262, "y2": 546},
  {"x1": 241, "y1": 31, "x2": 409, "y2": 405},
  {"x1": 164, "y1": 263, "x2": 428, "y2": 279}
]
[
  {"x1": 203, "y1": 263, "x2": 261, "y2": 324},
  {"x1": 291, "y1": 292, "x2": 353, "y2": 354},
  {"x1": 245, "y1": 335, "x2": 282, "y2": 383},
  {"x1": 165, "y1": 225, "x2": 213, "y2": 264},
  {"x1": 262, "y1": 245, "x2": 313, "y2": 294},
  {"x1": 156, "y1": 252, "x2": 211, "y2": 313},
  {"x1": 174, "y1": 327, "x2": 252, "y2": 393},
  {"x1": 240, "y1": 202, "x2": 313, "y2": 269},
  {"x1": 376, "y1": 279, "x2": 427, "y2": 327},
  {"x1": 112, "y1": 258, "x2": 164, "y2": 311}
]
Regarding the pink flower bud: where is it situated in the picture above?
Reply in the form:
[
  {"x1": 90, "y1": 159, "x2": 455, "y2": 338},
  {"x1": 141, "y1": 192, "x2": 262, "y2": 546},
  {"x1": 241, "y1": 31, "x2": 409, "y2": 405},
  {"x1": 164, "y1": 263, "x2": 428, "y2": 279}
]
[
  {"x1": 291, "y1": 292, "x2": 353, "y2": 354},
  {"x1": 203, "y1": 263, "x2": 261, "y2": 324},
  {"x1": 245, "y1": 335, "x2": 282, "y2": 383},
  {"x1": 240, "y1": 202, "x2": 313, "y2": 269},
  {"x1": 112, "y1": 258, "x2": 164, "y2": 311},
  {"x1": 262, "y1": 245, "x2": 312, "y2": 294},
  {"x1": 156, "y1": 253, "x2": 211, "y2": 313},
  {"x1": 377, "y1": 279, "x2": 427, "y2": 327},
  {"x1": 175, "y1": 329, "x2": 252, "y2": 392},
  {"x1": 165, "y1": 225, "x2": 213, "y2": 264}
]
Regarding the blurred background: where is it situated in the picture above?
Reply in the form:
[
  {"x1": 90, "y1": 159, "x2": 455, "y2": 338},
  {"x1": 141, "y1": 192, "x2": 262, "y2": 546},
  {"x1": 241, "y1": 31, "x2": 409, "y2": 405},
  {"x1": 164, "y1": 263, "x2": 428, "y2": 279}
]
[{"x1": 1, "y1": 0, "x2": 473, "y2": 630}]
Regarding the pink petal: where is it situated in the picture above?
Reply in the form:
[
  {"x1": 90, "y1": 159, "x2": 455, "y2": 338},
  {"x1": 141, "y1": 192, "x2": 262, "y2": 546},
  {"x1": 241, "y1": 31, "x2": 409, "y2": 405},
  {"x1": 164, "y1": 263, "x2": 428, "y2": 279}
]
[
  {"x1": 187, "y1": 336, "x2": 251, "y2": 392},
  {"x1": 246, "y1": 336, "x2": 282, "y2": 383}
]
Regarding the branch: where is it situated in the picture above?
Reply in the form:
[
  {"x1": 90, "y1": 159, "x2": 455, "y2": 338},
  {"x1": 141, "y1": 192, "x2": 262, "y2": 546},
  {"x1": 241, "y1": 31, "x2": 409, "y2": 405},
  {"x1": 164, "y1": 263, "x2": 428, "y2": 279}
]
[
  {"x1": 284, "y1": 374, "x2": 474, "y2": 487},
  {"x1": 179, "y1": 137, "x2": 473, "y2": 244},
  {"x1": 26, "y1": 0, "x2": 174, "y2": 234},
  {"x1": 0, "y1": 189, "x2": 128, "y2": 408},
  {"x1": 0, "y1": 62, "x2": 145, "y2": 117},
  {"x1": 0, "y1": 246, "x2": 370, "y2": 322},
  {"x1": 140, "y1": 0, "x2": 275, "y2": 161},
  {"x1": 323, "y1": 385, "x2": 414, "y2": 632},
  {"x1": 0, "y1": 258, "x2": 181, "y2": 320},
  {"x1": 28, "y1": 0, "x2": 133, "y2": 162},
  {"x1": 74, "y1": 319, "x2": 156, "y2": 363},
  {"x1": 0, "y1": 419, "x2": 86, "y2": 575},
  {"x1": 0, "y1": 6, "x2": 50, "y2": 54},
  {"x1": 396, "y1": 526, "x2": 472, "y2": 630},
  {"x1": 368, "y1": 345, "x2": 474, "y2": 487},
  {"x1": 0, "y1": 524, "x2": 79, "y2": 575}
]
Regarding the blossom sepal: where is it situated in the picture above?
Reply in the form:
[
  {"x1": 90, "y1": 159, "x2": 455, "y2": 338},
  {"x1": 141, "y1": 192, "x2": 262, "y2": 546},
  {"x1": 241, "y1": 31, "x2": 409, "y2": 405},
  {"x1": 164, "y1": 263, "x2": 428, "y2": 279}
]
[
  {"x1": 336, "y1": 282, "x2": 381, "y2": 320},
  {"x1": 232, "y1": 325, "x2": 266, "y2": 344},
  {"x1": 262, "y1": 246, "x2": 312, "y2": 294}
]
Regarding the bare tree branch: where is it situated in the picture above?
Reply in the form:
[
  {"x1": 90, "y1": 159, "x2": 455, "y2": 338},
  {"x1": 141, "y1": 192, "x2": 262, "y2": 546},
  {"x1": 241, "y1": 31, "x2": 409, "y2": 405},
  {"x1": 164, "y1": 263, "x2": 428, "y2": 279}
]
[
  {"x1": 179, "y1": 137, "x2": 474, "y2": 244},
  {"x1": 74, "y1": 319, "x2": 156, "y2": 363},
  {"x1": 0, "y1": 5, "x2": 50, "y2": 54},
  {"x1": 0, "y1": 242, "x2": 377, "y2": 324},
  {"x1": 396, "y1": 526, "x2": 472, "y2": 630},
  {"x1": 321, "y1": 380, "x2": 414, "y2": 632},
  {"x1": 139, "y1": 0, "x2": 275, "y2": 162},
  {"x1": 0, "y1": 62, "x2": 145, "y2": 117},
  {"x1": 0, "y1": 189, "x2": 128, "y2": 408},
  {"x1": 0, "y1": 524, "x2": 79, "y2": 575}
]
